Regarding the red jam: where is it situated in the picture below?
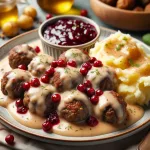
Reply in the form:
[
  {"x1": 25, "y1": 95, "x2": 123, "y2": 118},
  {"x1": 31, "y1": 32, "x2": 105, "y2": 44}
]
[{"x1": 43, "y1": 19, "x2": 97, "y2": 46}]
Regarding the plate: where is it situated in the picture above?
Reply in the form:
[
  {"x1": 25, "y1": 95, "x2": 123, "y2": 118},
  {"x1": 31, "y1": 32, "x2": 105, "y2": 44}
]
[{"x1": 0, "y1": 27, "x2": 150, "y2": 146}]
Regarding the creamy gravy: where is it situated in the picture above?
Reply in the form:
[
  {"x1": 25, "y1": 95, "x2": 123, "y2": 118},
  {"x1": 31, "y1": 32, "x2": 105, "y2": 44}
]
[
  {"x1": 15, "y1": 44, "x2": 36, "y2": 59},
  {"x1": 64, "y1": 48, "x2": 89, "y2": 66},
  {"x1": 6, "y1": 102, "x2": 144, "y2": 136},
  {"x1": 28, "y1": 54, "x2": 54, "y2": 77},
  {"x1": 86, "y1": 66, "x2": 116, "y2": 89},
  {"x1": 0, "y1": 51, "x2": 145, "y2": 137},
  {"x1": 94, "y1": 91, "x2": 126, "y2": 124}
]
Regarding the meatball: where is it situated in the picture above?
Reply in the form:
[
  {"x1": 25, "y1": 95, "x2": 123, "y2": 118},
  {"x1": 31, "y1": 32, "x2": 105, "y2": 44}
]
[
  {"x1": 28, "y1": 54, "x2": 54, "y2": 77},
  {"x1": 50, "y1": 66, "x2": 83, "y2": 92},
  {"x1": 59, "y1": 48, "x2": 90, "y2": 67},
  {"x1": 100, "y1": 0, "x2": 117, "y2": 6},
  {"x1": 23, "y1": 83, "x2": 56, "y2": 117},
  {"x1": 116, "y1": 0, "x2": 136, "y2": 10},
  {"x1": 58, "y1": 90, "x2": 91, "y2": 123},
  {"x1": 94, "y1": 91, "x2": 127, "y2": 124},
  {"x1": 1, "y1": 69, "x2": 31, "y2": 98},
  {"x1": 9, "y1": 44, "x2": 37, "y2": 69},
  {"x1": 85, "y1": 66, "x2": 117, "y2": 91}
]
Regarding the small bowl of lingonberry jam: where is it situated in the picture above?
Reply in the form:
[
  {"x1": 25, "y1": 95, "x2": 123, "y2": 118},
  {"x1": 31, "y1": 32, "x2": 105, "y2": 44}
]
[{"x1": 39, "y1": 15, "x2": 100, "y2": 58}]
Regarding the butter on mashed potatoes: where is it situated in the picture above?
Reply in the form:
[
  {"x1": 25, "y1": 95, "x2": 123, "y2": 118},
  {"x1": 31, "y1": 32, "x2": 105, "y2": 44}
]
[{"x1": 90, "y1": 31, "x2": 150, "y2": 105}]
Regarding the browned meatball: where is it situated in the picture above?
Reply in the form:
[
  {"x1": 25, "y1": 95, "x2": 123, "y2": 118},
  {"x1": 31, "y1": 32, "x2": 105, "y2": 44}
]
[
  {"x1": 9, "y1": 44, "x2": 37, "y2": 69},
  {"x1": 85, "y1": 66, "x2": 117, "y2": 91},
  {"x1": 117, "y1": 0, "x2": 136, "y2": 10},
  {"x1": 59, "y1": 48, "x2": 90, "y2": 67},
  {"x1": 50, "y1": 66, "x2": 83, "y2": 92},
  {"x1": 58, "y1": 90, "x2": 91, "y2": 123},
  {"x1": 61, "y1": 100, "x2": 89, "y2": 123},
  {"x1": 28, "y1": 54, "x2": 54, "y2": 77},
  {"x1": 94, "y1": 91, "x2": 127, "y2": 125},
  {"x1": 23, "y1": 84, "x2": 56, "y2": 117},
  {"x1": 1, "y1": 69, "x2": 31, "y2": 98},
  {"x1": 100, "y1": 0, "x2": 117, "y2": 6}
]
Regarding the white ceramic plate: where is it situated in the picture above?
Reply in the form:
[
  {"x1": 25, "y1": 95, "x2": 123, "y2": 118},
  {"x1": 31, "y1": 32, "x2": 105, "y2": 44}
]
[{"x1": 0, "y1": 27, "x2": 150, "y2": 146}]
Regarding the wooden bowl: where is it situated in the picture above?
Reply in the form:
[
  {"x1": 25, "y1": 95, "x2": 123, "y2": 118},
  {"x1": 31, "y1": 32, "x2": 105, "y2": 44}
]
[{"x1": 90, "y1": 0, "x2": 150, "y2": 31}]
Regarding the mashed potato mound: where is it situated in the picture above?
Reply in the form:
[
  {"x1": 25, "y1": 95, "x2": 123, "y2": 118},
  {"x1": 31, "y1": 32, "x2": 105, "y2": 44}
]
[{"x1": 90, "y1": 31, "x2": 150, "y2": 105}]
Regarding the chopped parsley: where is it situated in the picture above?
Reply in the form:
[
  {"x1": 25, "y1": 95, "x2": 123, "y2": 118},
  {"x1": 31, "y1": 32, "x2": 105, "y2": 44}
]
[
  {"x1": 115, "y1": 44, "x2": 124, "y2": 51},
  {"x1": 123, "y1": 37, "x2": 128, "y2": 41},
  {"x1": 128, "y1": 58, "x2": 140, "y2": 67}
]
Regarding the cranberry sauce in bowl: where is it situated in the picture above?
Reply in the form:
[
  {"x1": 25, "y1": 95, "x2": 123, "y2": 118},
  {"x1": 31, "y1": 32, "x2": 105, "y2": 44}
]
[
  {"x1": 39, "y1": 15, "x2": 100, "y2": 59},
  {"x1": 43, "y1": 19, "x2": 97, "y2": 46}
]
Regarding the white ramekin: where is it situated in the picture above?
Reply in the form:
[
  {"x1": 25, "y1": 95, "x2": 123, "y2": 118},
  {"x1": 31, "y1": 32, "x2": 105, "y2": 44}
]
[{"x1": 38, "y1": 15, "x2": 100, "y2": 59}]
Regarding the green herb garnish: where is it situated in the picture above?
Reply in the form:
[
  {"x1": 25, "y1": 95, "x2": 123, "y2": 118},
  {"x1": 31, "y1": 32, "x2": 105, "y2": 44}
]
[
  {"x1": 128, "y1": 59, "x2": 140, "y2": 67},
  {"x1": 115, "y1": 44, "x2": 124, "y2": 51},
  {"x1": 123, "y1": 37, "x2": 128, "y2": 41}
]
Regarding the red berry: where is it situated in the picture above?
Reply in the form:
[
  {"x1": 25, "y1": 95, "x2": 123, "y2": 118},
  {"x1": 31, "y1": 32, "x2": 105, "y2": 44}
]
[
  {"x1": 80, "y1": 9, "x2": 88, "y2": 17},
  {"x1": 51, "y1": 61, "x2": 58, "y2": 68},
  {"x1": 17, "y1": 106, "x2": 28, "y2": 114},
  {"x1": 90, "y1": 95, "x2": 99, "y2": 105},
  {"x1": 42, "y1": 121, "x2": 52, "y2": 132},
  {"x1": 57, "y1": 59, "x2": 66, "y2": 67},
  {"x1": 89, "y1": 57, "x2": 96, "y2": 63},
  {"x1": 67, "y1": 60, "x2": 77, "y2": 67},
  {"x1": 84, "y1": 80, "x2": 92, "y2": 88},
  {"x1": 41, "y1": 75, "x2": 50, "y2": 83},
  {"x1": 80, "y1": 67, "x2": 88, "y2": 76},
  {"x1": 86, "y1": 88, "x2": 95, "y2": 97},
  {"x1": 87, "y1": 116, "x2": 98, "y2": 127},
  {"x1": 46, "y1": 14, "x2": 53, "y2": 20},
  {"x1": 22, "y1": 82, "x2": 30, "y2": 91},
  {"x1": 30, "y1": 78, "x2": 40, "y2": 87},
  {"x1": 82, "y1": 62, "x2": 92, "y2": 70},
  {"x1": 51, "y1": 94, "x2": 61, "y2": 103},
  {"x1": 96, "y1": 89, "x2": 103, "y2": 96},
  {"x1": 46, "y1": 67, "x2": 55, "y2": 76},
  {"x1": 93, "y1": 60, "x2": 103, "y2": 67},
  {"x1": 77, "y1": 84, "x2": 86, "y2": 93},
  {"x1": 15, "y1": 99, "x2": 23, "y2": 107},
  {"x1": 48, "y1": 111, "x2": 60, "y2": 125},
  {"x1": 34, "y1": 46, "x2": 40, "y2": 53},
  {"x1": 18, "y1": 64, "x2": 27, "y2": 70},
  {"x1": 5, "y1": 134, "x2": 14, "y2": 145}
]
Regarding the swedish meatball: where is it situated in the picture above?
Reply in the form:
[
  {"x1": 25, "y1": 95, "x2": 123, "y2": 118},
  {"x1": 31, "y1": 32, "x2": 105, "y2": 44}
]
[
  {"x1": 100, "y1": 0, "x2": 117, "y2": 6},
  {"x1": 58, "y1": 90, "x2": 91, "y2": 123},
  {"x1": 117, "y1": 0, "x2": 136, "y2": 10},
  {"x1": 50, "y1": 66, "x2": 83, "y2": 92},
  {"x1": 1, "y1": 69, "x2": 31, "y2": 98},
  {"x1": 28, "y1": 54, "x2": 54, "y2": 77},
  {"x1": 59, "y1": 48, "x2": 90, "y2": 67},
  {"x1": 23, "y1": 83, "x2": 56, "y2": 117},
  {"x1": 85, "y1": 66, "x2": 117, "y2": 91},
  {"x1": 94, "y1": 91, "x2": 127, "y2": 124},
  {"x1": 9, "y1": 44, "x2": 37, "y2": 69}
]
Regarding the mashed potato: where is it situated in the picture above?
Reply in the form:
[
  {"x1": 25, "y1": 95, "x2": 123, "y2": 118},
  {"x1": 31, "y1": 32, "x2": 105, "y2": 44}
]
[{"x1": 90, "y1": 31, "x2": 150, "y2": 105}]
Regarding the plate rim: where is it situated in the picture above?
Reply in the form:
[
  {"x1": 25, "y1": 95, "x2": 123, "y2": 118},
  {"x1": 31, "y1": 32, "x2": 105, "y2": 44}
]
[{"x1": 0, "y1": 27, "x2": 150, "y2": 144}]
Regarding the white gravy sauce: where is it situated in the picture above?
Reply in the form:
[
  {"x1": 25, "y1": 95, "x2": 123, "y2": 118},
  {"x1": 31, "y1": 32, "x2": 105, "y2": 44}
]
[
  {"x1": 6, "y1": 69, "x2": 31, "y2": 98},
  {"x1": 86, "y1": 67, "x2": 116, "y2": 89},
  {"x1": 28, "y1": 54, "x2": 54, "y2": 76},
  {"x1": 15, "y1": 44, "x2": 36, "y2": 59},
  {"x1": 64, "y1": 48, "x2": 89, "y2": 66},
  {"x1": 58, "y1": 90, "x2": 92, "y2": 115},
  {"x1": 27, "y1": 83, "x2": 56, "y2": 116},
  {"x1": 55, "y1": 66, "x2": 83, "y2": 90},
  {"x1": 0, "y1": 53, "x2": 145, "y2": 137},
  {"x1": 94, "y1": 91, "x2": 126, "y2": 124}
]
